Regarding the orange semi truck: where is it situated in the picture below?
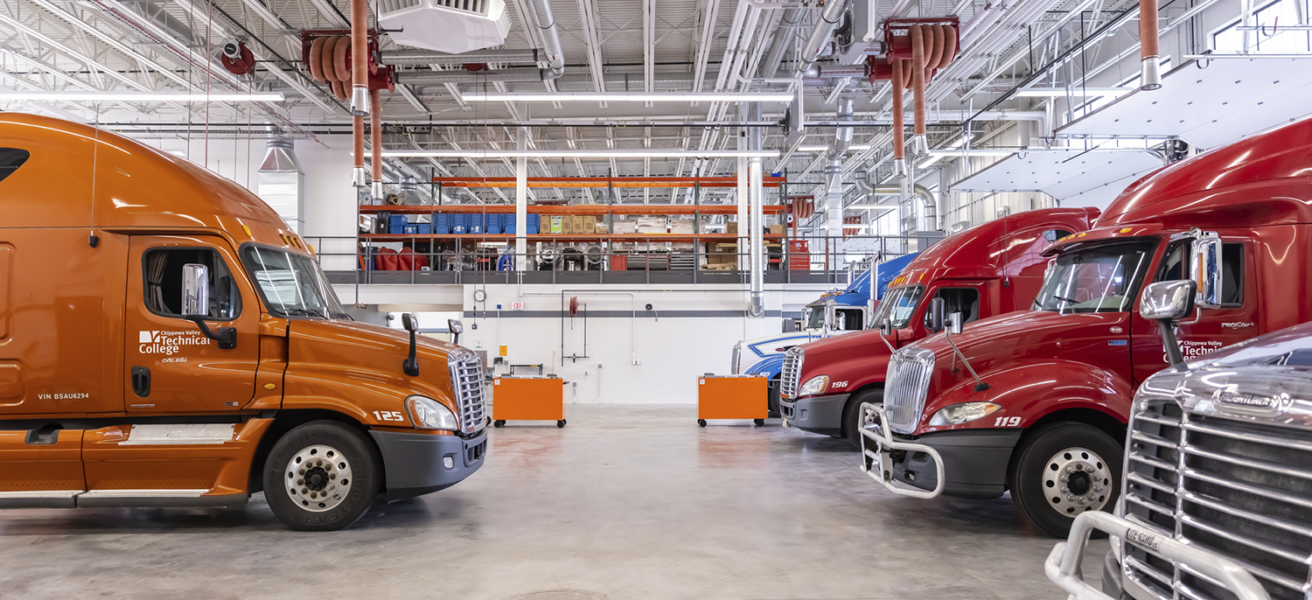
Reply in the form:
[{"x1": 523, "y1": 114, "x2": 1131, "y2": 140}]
[{"x1": 0, "y1": 114, "x2": 488, "y2": 531}]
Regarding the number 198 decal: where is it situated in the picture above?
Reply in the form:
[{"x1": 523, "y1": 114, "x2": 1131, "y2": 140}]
[{"x1": 994, "y1": 416, "x2": 1021, "y2": 427}]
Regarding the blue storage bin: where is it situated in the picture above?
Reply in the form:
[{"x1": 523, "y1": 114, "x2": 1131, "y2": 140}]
[
  {"x1": 527, "y1": 214, "x2": 541, "y2": 235},
  {"x1": 467, "y1": 213, "x2": 483, "y2": 234},
  {"x1": 453, "y1": 214, "x2": 467, "y2": 234},
  {"x1": 390, "y1": 215, "x2": 409, "y2": 234},
  {"x1": 433, "y1": 213, "x2": 451, "y2": 235},
  {"x1": 504, "y1": 217, "x2": 516, "y2": 235},
  {"x1": 485, "y1": 214, "x2": 502, "y2": 234},
  {"x1": 416, "y1": 223, "x2": 431, "y2": 234},
  {"x1": 402, "y1": 224, "x2": 418, "y2": 234}
]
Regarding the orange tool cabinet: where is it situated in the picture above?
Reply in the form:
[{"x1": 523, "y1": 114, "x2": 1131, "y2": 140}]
[
  {"x1": 697, "y1": 375, "x2": 768, "y2": 427},
  {"x1": 491, "y1": 376, "x2": 566, "y2": 428}
]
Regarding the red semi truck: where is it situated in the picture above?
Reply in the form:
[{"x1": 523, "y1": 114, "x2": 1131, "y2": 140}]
[
  {"x1": 778, "y1": 207, "x2": 1100, "y2": 446},
  {"x1": 859, "y1": 116, "x2": 1312, "y2": 537}
]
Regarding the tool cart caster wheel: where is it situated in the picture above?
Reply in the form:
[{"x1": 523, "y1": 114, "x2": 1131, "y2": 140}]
[
  {"x1": 557, "y1": 420, "x2": 566, "y2": 428},
  {"x1": 493, "y1": 420, "x2": 505, "y2": 428},
  {"x1": 697, "y1": 419, "x2": 707, "y2": 427},
  {"x1": 754, "y1": 419, "x2": 765, "y2": 427}
]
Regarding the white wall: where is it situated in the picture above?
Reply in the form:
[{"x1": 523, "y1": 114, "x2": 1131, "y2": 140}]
[{"x1": 336, "y1": 282, "x2": 835, "y2": 404}]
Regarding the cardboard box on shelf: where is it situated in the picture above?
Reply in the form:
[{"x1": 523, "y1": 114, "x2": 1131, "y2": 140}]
[
  {"x1": 613, "y1": 221, "x2": 637, "y2": 234},
  {"x1": 549, "y1": 215, "x2": 564, "y2": 234},
  {"x1": 574, "y1": 215, "x2": 593, "y2": 234},
  {"x1": 726, "y1": 221, "x2": 738, "y2": 235},
  {"x1": 669, "y1": 218, "x2": 695, "y2": 234},
  {"x1": 595, "y1": 222, "x2": 610, "y2": 234},
  {"x1": 768, "y1": 224, "x2": 786, "y2": 235}
]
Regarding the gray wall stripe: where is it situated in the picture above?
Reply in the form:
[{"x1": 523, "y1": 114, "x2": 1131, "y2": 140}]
[{"x1": 462, "y1": 310, "x2": 785, "y2": 319}]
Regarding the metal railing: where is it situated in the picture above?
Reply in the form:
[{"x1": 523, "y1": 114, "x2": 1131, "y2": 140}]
[{"x1": 304, "y1": 233, "x2": 936, "y2": 286}]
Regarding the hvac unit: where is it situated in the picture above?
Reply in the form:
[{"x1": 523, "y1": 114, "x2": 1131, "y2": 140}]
[{"x1": 377, "y1": 0, "x2": 511, "y2": 53}]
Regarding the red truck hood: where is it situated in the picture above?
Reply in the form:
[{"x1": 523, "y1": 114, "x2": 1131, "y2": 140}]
[
  {"x1": 908, "y1": 309, "x2": 1129, "y2": 415},
  {"x1": 794, "y1": 328, "x2": 897, "y2": 396}
]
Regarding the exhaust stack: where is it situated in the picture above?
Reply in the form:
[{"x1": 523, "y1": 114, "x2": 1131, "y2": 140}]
[{"x1": 1140, "y1": 0, "x2": 1162, "y2": 90}]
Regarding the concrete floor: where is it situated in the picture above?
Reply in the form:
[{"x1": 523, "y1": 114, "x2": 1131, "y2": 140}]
[{"x1": 0, "y1": 405, "x2": 1106, "y2": 599}]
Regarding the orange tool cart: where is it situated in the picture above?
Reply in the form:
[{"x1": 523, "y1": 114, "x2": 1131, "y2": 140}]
[
  {"x1": 697, "y1": 375, "x2": 768, "y2": 427},
  {"x1": 491, "y1": 375, "x2": 566, "y2": 428}
]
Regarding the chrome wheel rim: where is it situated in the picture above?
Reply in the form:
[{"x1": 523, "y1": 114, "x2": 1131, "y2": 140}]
[
  {"x1": 284, "y1": 444, "x2": 353, "y2": 513},
  {"x1": 1041, "y1": 446, "x2": 1111, "y2": 516}
]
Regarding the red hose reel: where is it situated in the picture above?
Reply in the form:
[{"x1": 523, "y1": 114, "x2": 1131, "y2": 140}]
[{"x1": 300, "y1": 29, "x2": 395, "y2": 100}]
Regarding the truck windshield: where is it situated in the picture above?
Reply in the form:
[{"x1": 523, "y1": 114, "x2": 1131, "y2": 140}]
[
  {"x1": 871, "y1": 285, "x2": 924, "y2": 329},
  {"x1": 242, "y1": 246, "x2": 348, "y2": 319},
  {"x1": 804, "y1": 305, "x2": 827, "y2": 329},
  {"x1": 1035, "y1": 241, "x2": 1154, "y2": 314}
]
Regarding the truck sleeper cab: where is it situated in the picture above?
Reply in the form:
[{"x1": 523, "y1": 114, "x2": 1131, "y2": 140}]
[
  {"x1": 776, "y1": 208, "x2": 1098, "y2": 447},
  {"x1": 0, "y1": 114, "x2": 487, "y2": 531},
  {"x1": 862, "y1": 116, "x2": 1312, "y2": 538}
]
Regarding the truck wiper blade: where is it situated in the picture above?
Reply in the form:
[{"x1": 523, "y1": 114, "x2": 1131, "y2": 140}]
[{"x1": 1052, "y1": 294, "x2": 1079, "y2": 304}]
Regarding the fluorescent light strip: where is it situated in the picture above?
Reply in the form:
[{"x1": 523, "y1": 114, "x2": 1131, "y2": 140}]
[
  {"x1": 1014, "y1": 87, "x2": 1132, "y2": 97},
  {"x1": 380, "y1": 149, "x2": 781, "y2": 159},
  {"x1": 0, "y1": 92, "x2": 285, "y2": 102},
  {"x1": 464, "y1": 92, "x2": 795, "y2": 103},
  {"x1": 797, "y1": 144, "x2": 873, "y2": 153}
]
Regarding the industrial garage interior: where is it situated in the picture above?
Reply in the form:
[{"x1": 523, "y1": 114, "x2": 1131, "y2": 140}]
[{"x1": 2, "y1": 0, "x2": 1311, "y2": 598}]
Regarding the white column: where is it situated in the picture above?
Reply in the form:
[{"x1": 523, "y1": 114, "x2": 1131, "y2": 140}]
[{"x1": 516, "y1": 127, "x2": 528, "y2": 271}]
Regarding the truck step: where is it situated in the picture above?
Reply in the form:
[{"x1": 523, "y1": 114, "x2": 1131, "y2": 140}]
[{"x1": 0, "y1": 489, "x2": 247, "y2": 509}]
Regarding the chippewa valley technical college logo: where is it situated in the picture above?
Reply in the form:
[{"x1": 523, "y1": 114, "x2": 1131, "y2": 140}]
[{"x1": 139, "y1": 330, "x2": 211, "y2": 355}]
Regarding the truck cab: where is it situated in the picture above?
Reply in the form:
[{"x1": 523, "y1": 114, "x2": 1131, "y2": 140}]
[
  {"x1": 777, "y1": 208, "x2": 1099, "y2": 447},
  {"x1": 0, "y1": 114, "x2": 488, "y2": 531},
  {"x1": 861, "y1": 116, "x2": 1312, "y2": 537}
]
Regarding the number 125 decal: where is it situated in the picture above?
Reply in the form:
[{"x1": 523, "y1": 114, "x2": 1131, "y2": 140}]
[
  {"x1": 994, "y1": 416, "x2": 1021, "y2": 427},
  {"x1": 373, "y1": 410, "x2": 405, "y2": 422}
]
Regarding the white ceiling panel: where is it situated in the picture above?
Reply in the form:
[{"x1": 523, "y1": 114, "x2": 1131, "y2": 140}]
[
  {"x1": 950, "y1": 148, "x2": 1162, "y2": 209},
  {"x1": 1058, "y1": 57, "x2": 1312, "y2": 149}
]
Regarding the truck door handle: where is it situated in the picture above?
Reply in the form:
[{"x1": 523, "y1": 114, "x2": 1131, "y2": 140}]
[{"x1": 131, "y1": 366, "x2": 151, "y2": 398}]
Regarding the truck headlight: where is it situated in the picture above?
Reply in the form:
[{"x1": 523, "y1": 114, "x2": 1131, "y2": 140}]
[
  {"x1": 799, "y1": 375, "x2": 829, "y2": 397},
  {"x1": 406, "y1": 395, "x2": 459, "y2": 431},
  {"x1": 928, "y1": 401, "x2": 1001, "y2": 426}
]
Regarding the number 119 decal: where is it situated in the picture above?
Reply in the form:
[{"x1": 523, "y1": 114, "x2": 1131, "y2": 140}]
[{"x1": 994, "y1": 416, "x2": 1021, "y2": 427}]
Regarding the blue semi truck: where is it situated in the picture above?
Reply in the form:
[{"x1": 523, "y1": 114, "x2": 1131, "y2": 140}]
[{"x1": 729, "y1": 253, "x2": 918, "y2": 414}]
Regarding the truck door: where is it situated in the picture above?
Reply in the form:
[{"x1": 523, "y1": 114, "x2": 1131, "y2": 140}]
[
  {"x1": 1131, "y1": 239, "x2": 1253, "y2": 383},
  {"x1": 123, "y1": 236, "x2": 260, "y2": 412}
]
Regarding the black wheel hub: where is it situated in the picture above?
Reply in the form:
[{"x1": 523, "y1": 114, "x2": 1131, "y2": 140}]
[
  {"x1": 304, "y1": 466, "x2": 329, "y2": 492},
  {"x1": 1068, "y1": 471, "x2": 1091, "y2": 496}
]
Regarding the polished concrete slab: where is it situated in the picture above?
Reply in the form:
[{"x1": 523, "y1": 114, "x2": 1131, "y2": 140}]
[{"x1": 0, "y1": 405, "x2": 1106, "y2": 599}]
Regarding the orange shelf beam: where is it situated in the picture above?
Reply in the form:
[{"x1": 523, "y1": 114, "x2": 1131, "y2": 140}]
[
  {"x1": 360, "y1": 233, "x2": 786, "y2": 242},
  {"x1": 430, "y1": 175, "x2": 786, "y2": 189},
  {"x1": 360, "y1": 204, "x2": 786, "y2": 215}
]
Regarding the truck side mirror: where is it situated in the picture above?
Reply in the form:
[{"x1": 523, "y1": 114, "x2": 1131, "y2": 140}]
[
  {"x1": 947, "y1": 312, "x2": 963, "y2": 335},
  {"x1": 447, "y1": 318, "x2": 463, "y2": 345},
  {"x1": 181, "y1": 263, "x2": 209, "y2": 317},
  {"x1": 401, "y1": 313, "x2": 420, "y2": 376},
  {"x1": 927, "y1": 297, "x2": 946, "y2": 333},
  {"x1": 1140, "y1": 280, "x2": 1197, "y2": 366},
  {"x1": 1191, "y1": 234, "x2": 1224, "y2": 309},
  {"x1": 181, "y1": 263, "x2": 236, "y2": 350},
  {"x1": 879, "y1": 319, "x2": 893, "y2": 336}
]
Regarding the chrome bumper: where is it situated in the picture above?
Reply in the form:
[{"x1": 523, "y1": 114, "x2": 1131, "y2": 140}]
[
  {"x1": 856, "y1": 402, "x2": 945, "y2": 499},
  {"x1": 1045, "y1": 511, "x2": 1269, "y2": 600}
]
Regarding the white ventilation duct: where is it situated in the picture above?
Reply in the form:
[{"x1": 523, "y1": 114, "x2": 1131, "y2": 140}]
[
  {"x1": 258, "y1": 133, "x2": 305, "y2": 233},
  {"x1": 377, "y1": 0, "x2": 511, "y2": 54}
]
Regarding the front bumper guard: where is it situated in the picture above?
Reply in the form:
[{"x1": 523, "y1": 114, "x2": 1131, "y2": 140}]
[
  {"x1": 1045, "y1": 511, "x2": 1269, "y2": 600},
  {"x1": 856, "y1": 401, "x2": 945, "y2": 500}
]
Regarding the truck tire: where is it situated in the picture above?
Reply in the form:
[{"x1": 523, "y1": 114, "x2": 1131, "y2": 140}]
[
  {"x1": 767, "y1": 375, "x2": 782, "y2": 418},
  {"x1": 843, "y1": 388, "x2": 883, "y2": 449},
  {"x1": 1009, "y1": 422, "x2": 1121, "y2": 538},
  {"x1": 263, "y1": 421, "x2": 381, "y2": 531}
]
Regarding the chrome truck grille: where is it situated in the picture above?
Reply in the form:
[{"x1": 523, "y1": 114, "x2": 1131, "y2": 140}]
[
  {"x1": 883, "y1": 347, "x2": 935, "y2": 434},
  {"x1": 1122, "y1": 374, "x2": 1312, "y2": 600},
  {"x1": 780, "y1": 347, "x2": 803, "y2": 399},
  {"x1": 448, "y1": 348, "x2": 487, "y2": 435}
]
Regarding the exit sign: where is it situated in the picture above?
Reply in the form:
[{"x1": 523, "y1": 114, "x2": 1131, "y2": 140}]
[{"x1": 511, "y1": 302, "x2": 524, "y2": 310}]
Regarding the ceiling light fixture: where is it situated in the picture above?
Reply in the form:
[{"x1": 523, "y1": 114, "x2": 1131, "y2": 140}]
[
  {"x1": 797, "y1": 144, "x2": 873, "y2": 153},
  {"x1": 464, "y1": 92, "x2": 796, "y2": 103},
  {"x1": 380, "y1": 149, "x2": 782, "y2": 159},
  {"x1": 0, "y1": 91, "x2": 285, "y2": 102}
]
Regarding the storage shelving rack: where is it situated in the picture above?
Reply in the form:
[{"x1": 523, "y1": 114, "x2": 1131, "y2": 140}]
[{"x1": 356, "y1": 174, "x2": 791, "y2": 273}]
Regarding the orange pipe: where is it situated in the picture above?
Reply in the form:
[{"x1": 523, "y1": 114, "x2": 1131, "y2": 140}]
[
  {"x1": 891, "y1": 59, "x2": 906, "y2": 161},
  {"x1": 351, "y1": 0, "x2": 367, "y2": 91},
  {"x1": 911, "y1": 25, "x2": 926, "y2": 137},
  {"x1": 939, "y1": 25, "x2": 958, "y2": 70},
  {"x1": 334, "y1": 37, "x2": 353, "y2": 83},
  {"x1": 928, "y1": 24, "x2": 945, "y2": 76},
  {"x1": 308, "y1": 37, "x2": 327, "y2": 82},
  {"x1": 320, "y1": 36, "x2": 340, "y2": 84},
  {"x1": 370, "y1": 88, "x2": 382, "y2": 184},
  {"x1": 353, "y1": 114, "x2": 364, "y2": 171}
]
